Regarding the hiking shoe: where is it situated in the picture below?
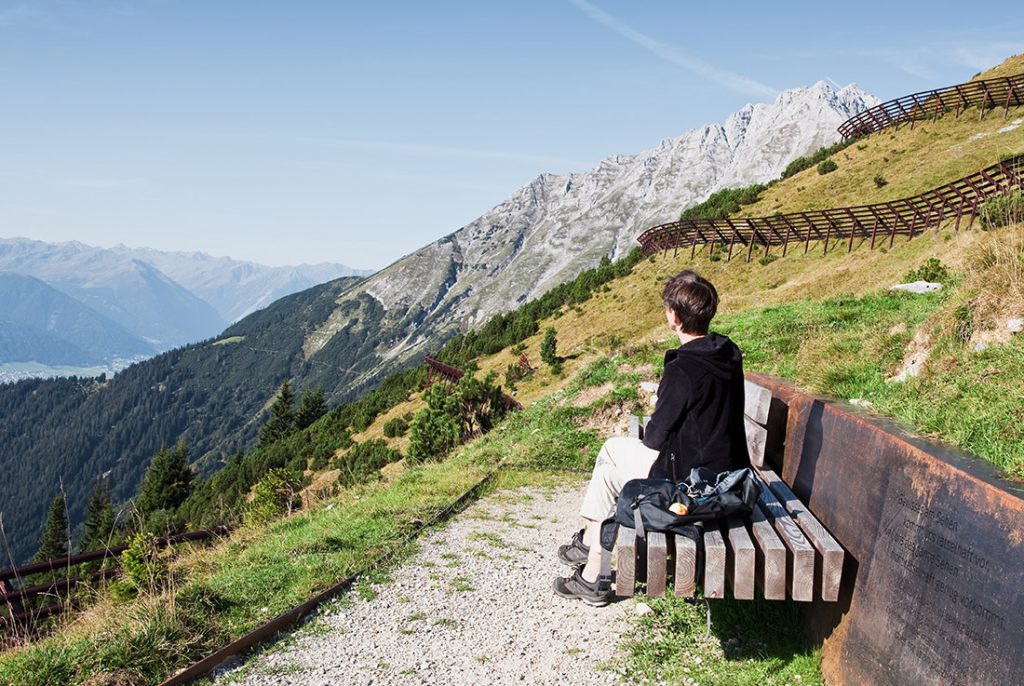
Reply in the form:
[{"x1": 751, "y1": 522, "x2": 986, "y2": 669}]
[
  {"x1": 552, "y1": 568, "x2": 613, "y2": 607},
  {"x1": 557, "y1": 528, "x2": 590, "y2": 567}
]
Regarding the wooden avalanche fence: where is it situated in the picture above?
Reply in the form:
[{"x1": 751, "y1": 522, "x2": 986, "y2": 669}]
[
  {"x1": 636, "y1": 154, "x2": 1024, "y2": 261},
  {"x1": 838, "y1": 71, "x2": 1024, "y2": 139}
]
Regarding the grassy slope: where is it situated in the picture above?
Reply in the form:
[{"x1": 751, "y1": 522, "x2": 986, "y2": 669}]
[
  {"x1": 973, "y1": 53, "x2": 1024, "y2": 80},
  {"x1": 341, "y1": 56, "x2": 1024, "y2": 476},
  {"x1": 740, "y1": 56, "x2": 1024, "y2": 217}
]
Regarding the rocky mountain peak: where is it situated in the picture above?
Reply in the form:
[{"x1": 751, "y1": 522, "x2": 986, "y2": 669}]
[{"x1": 313, "y1": 80, "x2": 880, "y2": 392}]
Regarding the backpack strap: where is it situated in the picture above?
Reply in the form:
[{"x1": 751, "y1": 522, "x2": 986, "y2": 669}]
[{"x1": 633, "y1": 504, "x2": 646, "y2": 539}]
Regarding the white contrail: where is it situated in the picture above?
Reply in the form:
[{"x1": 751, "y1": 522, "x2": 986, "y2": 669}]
[{"x1": 567, "y1": 0, "x2": 778, "y2": 100}]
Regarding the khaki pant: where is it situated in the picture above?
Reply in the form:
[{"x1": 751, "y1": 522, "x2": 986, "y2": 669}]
[{"x1": 579, "y1": 436, "x2": 659, "y2": 521}]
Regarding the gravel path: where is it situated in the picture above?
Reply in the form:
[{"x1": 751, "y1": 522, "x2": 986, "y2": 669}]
[{"x1": 214, "y1": 475, "x2": 632, "y2": 685}]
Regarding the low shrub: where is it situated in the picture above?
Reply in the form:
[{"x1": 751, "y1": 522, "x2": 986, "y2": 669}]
[
  {"x1": 382, "y1": 417, "x2": 409, "y2": 438},
  {"x1": 817, "y1": 158, "x2": 838, "y2": 175},
  {"x1": 245, "y1": 468, "x2": 300, "y2": 526},
  {"x1": 408, "y1": 374, "x2": 507, "y2": 463},
  {"x1": 336, "y1": 439, "x2": 401, "y2": 486},
  {"x1": 782, "y1": 138, "x2": 857, "y2": 179},
  {"x1": 679, "y1": 184, "x2": 766, "y2": 220},
  {"x1": 979, "y1": 190, "x2": 1024, "y2": 230},
  {"x1": 903, "y1": 257, "x2": 951, "y2": 284},
  {"x1": 120, "y1": 533, "x2": 166, "y2": 592}
]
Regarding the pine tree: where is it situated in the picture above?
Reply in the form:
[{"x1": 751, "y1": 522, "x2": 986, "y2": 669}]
[
  {"x1": 136, "y1": 442, "x2": 193, "y2": 517},
  {"x1": 295, "y1": 386, "x2": 326, "y2": 430},
  {"x1": 35, "y1": 493, "x2": 69, "y2": 562},
  {"x1": 540, "y1": 327, "x2": 558, "y2": 366},
  {"x1": 259, "y1": 380, "x2": 296, "y2": 445},
  {"x1": 407, "y1": 384, "x2": 461, "y2": 463},
  {"x1": 79, "y1": 478, "x2": 115, "y2": 552}
]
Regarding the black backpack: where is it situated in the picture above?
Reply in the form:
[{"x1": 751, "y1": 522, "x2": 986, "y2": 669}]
[{"x1": 599, "y1": 467, "x2": 760, "y2": 551}]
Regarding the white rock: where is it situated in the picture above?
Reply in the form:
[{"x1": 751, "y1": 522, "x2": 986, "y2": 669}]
[
  {"x1": 849, "y1": 398, "x2": 872, "y2": 410},
  {"x1": 890, "y1": 281, "x2": 942, "y2": 294},
  {"x1": 1007, "y1": 318, "x2": 1023, "y2": 334},
  {"x1": 974, "y1": 341, "x2": 989, "y2": 352},
  {"x1": 639, "y1": 382, "x2": 659, "y2": 394},
  {"x1": 998, "y1": 118, "x2": 1022, "y2": 133},
  {"x1": 635, "y1": 602, "x2": 654, "y2": 616}
]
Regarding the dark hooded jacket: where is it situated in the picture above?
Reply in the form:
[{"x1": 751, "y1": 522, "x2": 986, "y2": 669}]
[{"x1": 642, "y1": 332, "x2": 750, "y2": 481}]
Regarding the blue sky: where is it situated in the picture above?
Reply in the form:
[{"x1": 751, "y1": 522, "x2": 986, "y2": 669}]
[{"x1": 1, "y1": 1, "x2": 1021, "y2": 269}]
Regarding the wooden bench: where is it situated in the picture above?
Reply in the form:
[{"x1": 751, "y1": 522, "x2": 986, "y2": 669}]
[{"x1": 616, "y1": 380, "x2": 845, "y2": 602}]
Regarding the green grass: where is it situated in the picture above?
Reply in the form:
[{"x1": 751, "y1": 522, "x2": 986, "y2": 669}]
[
  {"x1": 717, "y1": 289, "x2": 943, "y2": 388},
  {"x1": 449, "y1": 577, "x2": 474, "y2": 593},
  {"x1": 716, "y1": 287, "x2": 1024, "y2": 479},
  {"x1": 467, "y1": 531, "x2": 505, "y2": 548},
  {"x1": 619, "y1": 594, "x2": 822, "y2": 686},
  {"x1": 460, "y1": 398, "x2": 600, "y2": 471},
  {"x1": 198, "y1": 455, "x2": 489, "y2": 636}
]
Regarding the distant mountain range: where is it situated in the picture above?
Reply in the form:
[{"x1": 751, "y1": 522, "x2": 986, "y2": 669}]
[
  {"x1": 0, "y1": 238, "x2": 372, "y2": 377},
  {"x1": 107, "y1": 245, "x2": 373, "y2": 323},
  {"x1": 0, "y1": 79, "x2": 877, "y2": 563},
  {"x1": 0, "y1": 273, "x2": 156, "y2": 366}
]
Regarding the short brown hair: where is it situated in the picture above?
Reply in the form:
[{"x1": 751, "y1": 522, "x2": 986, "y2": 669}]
[{"x1": 662, "y1": 270, "x2": 718, "y2": 335}]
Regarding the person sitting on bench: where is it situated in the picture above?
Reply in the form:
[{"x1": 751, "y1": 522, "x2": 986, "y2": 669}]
[{"x1": 553, "y1": 268, "x2": 750, "y2": 605}]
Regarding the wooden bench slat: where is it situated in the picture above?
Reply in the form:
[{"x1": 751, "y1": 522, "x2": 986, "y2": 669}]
[
  {"x1": 744, "y1": 417, "x2": 768, "y2": 467},
  {"x1": 725, "y1": 517, "x2": 756, "y2": 600},
  {"x1": 616, "y1": 527, "x2": 636, "y2": 597},
  {"x1": 744, "y1": 380, "x2": 772, "y2": 425},
  {"x1": 646, "y1": 532, "x2": 668, "y2": 596},
  {"x1": 758, "y1": 467, "x2": 845, "y2": 602},
  {"x1": 749, "y1": 501, "x2": 788, "y2": 600},
  {"x1": 672, "y1": 533, "x2": 697, "y2": 598},
  {"x1": 703, "y1": 524, "x2": 727, "y2": 599},
  {"x1": 754, "y1": 473, "x2": 816, "y2": 601}
]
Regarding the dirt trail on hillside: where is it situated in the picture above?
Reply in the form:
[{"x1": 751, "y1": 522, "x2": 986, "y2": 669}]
[{"x1": 213, "y1": 477, "x2": 631, "y2": 685}]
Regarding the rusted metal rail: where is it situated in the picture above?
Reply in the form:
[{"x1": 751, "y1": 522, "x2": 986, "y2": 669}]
[
  {"x1": 636, "y1": 154, "x2": 1024, "y2": 260},
  {"x1": 1, "y1": 526, "x2": 233, "y2": 633},
  {"x1": 0, "y1": 526, "x2": 234, "y2": 582},
  {"x1": 424, "y1": 356, "x2": 523, "y2": 410},
  {"x1": 838, "y1": 71, "x2": 1024, "y2": 139}
]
